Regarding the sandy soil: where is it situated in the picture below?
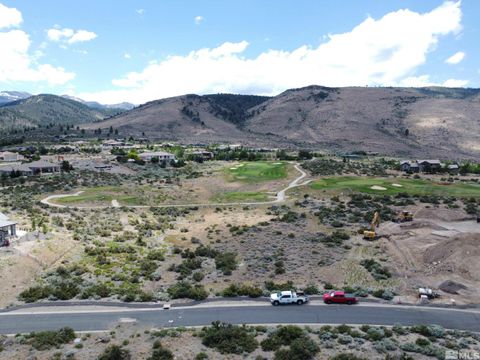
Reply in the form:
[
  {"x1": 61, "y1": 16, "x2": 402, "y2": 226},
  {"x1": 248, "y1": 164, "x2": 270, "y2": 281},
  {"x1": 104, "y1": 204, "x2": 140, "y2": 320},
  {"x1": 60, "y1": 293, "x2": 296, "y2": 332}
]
[{"x1": 378, "y1": 205, "x2": 480, "y2": 304}]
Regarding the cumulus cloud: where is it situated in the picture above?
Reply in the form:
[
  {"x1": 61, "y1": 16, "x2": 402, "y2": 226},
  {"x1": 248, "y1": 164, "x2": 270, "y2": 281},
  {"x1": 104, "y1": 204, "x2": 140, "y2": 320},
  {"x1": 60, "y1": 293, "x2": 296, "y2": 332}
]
[
  {"x1": 0, "y1": 4, "x2": 75, "y2": 85},
  {"x1": 79, "y1": 1, "x2": 464, "y2": 104},
  {"x1": 0, "y1": 3, "x2": 22, "y2": 28},
  {"x1": 445, "y1": 51, "x2": 465, "y2": 64},
  {"x1": 442, "y1": 78, "x2": 468, "y2": 87},
  {"x1": 194, "y1": 16, "x2": 204, "y2": 25},
  {"x1": 47, "y1": 26, "x2": 97, "y2": 44}
]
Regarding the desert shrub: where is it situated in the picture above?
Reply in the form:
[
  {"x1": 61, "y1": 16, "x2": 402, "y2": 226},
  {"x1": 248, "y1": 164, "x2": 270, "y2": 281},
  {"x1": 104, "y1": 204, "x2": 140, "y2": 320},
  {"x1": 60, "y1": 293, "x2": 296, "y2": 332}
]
[
  {"x1": 303, "y1": 285, "x2": 319, "y2": 295},
  {"x1": 274, "y1": 337, "x2": 319, "y2": 360},
  {"x1": 18, "y1": 285, "x2": 52, "y2": 302},
  {"x1": 192, "y1": 271, "x2": 204, "y2": 282},
  {"x1": 265, "y1": 280, "x2": 294, "y2": 292},
  {"x1": 195, "y1": 245, "x2": 218, "y2": 258},
  {"x1": 167, "y1": 281, "x2": 208, "y2": 300},
  {"x1": 374, "y1": 338, "x2": 397, "y2": 352},
  {"x1": 410, "y1": 324, "x2": 445, "y2": 338},
  {"x1": 221, "y1": 283, "x2": 263, "y2": 298},
  {"x1": 215, "y1": 252, "x2": 237, "y2": 275},
  {"x1": 415, "y1": 337, "x2": 430, "y2": 347},
  {"x1": 335, "y1": 324, "x2": 352, "y2": 334},
  {"x1": 372, "y1": 289, "x2": 394, "y2": 300},
  {"x1": 337, "y1": 334, "x2": 353, "y2": 344},
  {"x1": 367, "y1": 327, "x2": 385, "y2": 341},
  {"x1": 201, "y1": 321, "x2": 258, "y2": 354},
  {"x1": 400, "y1": 342, "x2": 422, "y2": 353},
  {"x1": 173, "y1": 258, "x2": 203, "y2": 277},
  {"x1": 23, "y1": 327, "x2": 75, "y2": 350},
  {"x1": 329, "y1": 355, "x2": 368, "y2": 360},
  {"x1": 195, "y1": 353, "x2": 208, "y2": 360},
  {"x1": 147, "y1": 347, "x2": 174, "y2": 360},
  {"x1": 392, "y1": 323, "x2": 408, "y2": 335},
  {"x1": 324, "y1": 283, "x2": 334, "y2": 290},
  {"x1": 81, "y1": 283, "x2": 113, "y2": 299},
  {"x1": 360, "y1": 259, "x2": 391, "y2": 280},
  {"x1": 261, "y1": 325, "x2": 305, "y2": 351},
  {"x1": 146, "y1": 249, "x2": 165, "y2": 261},
  {"x1": 99, "y1": 345, "x2": 131, "y2": 360}
]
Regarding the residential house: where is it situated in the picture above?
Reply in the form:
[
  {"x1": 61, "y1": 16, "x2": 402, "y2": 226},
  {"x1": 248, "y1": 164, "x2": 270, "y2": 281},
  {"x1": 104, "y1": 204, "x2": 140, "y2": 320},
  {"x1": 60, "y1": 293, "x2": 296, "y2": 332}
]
[
  {"x1": 417, "y1": 160, "x2": 441, "y2": 173},
  {"x1": 0, "y1": 151, "x2": 24, "y2": 162},
  {"x1": 447, "y1": 164, "x2": 460, "y2": 175},
  {"x1": 0, "y1": 212, "x2": 17, "y2": 245},
  {"x1": 139, "y1": 151, "x2": 176, "y2": 162},
  {"x1": 27, "y1": 160, "x2": 61, "y2": 174},
  {"x1": 190, "y1": 150, "x2": 214, "y2": 160},
  {"x1": 0, "y1": 164, "x2": 33, "y2": 177},
  {"x1": 400, "y1": 161, "x2": 419, "y2": 173}
]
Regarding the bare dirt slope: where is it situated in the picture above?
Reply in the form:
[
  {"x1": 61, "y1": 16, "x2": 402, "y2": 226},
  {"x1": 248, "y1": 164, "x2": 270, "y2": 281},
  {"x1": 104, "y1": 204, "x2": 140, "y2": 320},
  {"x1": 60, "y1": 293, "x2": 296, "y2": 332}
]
[{"x1": 84, "y1": 86, "x2": 480, "y2": 158}]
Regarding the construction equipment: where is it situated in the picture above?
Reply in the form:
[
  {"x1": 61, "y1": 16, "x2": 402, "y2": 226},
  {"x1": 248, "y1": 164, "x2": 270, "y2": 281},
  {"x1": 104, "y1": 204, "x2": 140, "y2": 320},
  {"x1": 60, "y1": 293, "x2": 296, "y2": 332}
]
[
  {"x1": 363, "y1": 211, "x2": 380, "y2": 240},
  {"x1": 396, "y1": 210, "x2": 413, "y2": 223},
  {"x1": 418, "y1": 287, "x2": 440, "y2": 299}
]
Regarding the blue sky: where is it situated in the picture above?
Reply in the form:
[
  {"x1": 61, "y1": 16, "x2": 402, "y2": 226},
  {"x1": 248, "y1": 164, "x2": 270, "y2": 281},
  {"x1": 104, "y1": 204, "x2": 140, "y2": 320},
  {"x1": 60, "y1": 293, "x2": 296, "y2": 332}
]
[{"x1": 0, "y1": 0, "x2": 478, "y2": 104}]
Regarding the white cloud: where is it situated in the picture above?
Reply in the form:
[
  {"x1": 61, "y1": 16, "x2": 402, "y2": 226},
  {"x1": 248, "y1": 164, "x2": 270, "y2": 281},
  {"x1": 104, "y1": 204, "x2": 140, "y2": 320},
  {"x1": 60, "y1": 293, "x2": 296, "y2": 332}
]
[
  {"x1": 445, "y1": 51, "x2": 465, "y2": 64},
  {"x1": 136, "y1": 9, "x2": 145, "y2": 15},
  {"x1": 442, "y1": 78, "x2": 468, "y2": 87},
  {"x1": 124, "y1": 53, "x2": 132, "y2": 59},
  {"x1": 79, "y1": 1, "x2": 464, "y2": 104},
  {"x1": 0, "y1": 5, "x2": 75, "y2": 85},
  {"x1": 0, "y1": 3, "x2": 22, "y2": 28},
  {"x1": 47, "y1": 27, "x2": 97, "y2": 44},
  {"x1": 194, "y1": 16, "x2": 204, "y2": 25}
]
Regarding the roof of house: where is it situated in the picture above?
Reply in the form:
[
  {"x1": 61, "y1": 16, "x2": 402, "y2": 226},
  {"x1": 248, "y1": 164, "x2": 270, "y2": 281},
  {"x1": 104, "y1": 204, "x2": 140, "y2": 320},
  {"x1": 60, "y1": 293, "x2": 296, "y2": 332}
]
[
  {"x1": 0, "y1": 212, "x2": 16, "y2": 228},
  {"x1": 417, "y1": 160, "x2": 441, "y2": 165},
  {"x1": 447, "y1": 164, "x2": 459, "y2": 169},
  {"x1": 0, "y1": 164, "x2": 33, "y2": 172},
  {"x1": 27, "y1": 160, "x2": 60, "y2": 168},
  {"x1": 139, "y1": 151, "x2": 174, "y2": 157}
]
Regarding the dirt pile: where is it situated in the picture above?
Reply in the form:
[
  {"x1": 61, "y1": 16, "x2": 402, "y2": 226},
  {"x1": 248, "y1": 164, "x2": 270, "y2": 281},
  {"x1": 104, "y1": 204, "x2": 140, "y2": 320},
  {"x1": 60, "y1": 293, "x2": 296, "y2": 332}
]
[{"x1": 423, "y1": 233, "x2": 480, "y2": 280}]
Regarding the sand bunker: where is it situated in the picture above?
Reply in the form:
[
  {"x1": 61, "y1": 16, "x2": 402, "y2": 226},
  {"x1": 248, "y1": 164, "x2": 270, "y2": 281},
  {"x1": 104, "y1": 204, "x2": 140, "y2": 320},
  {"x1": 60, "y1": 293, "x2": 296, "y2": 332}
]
[
  {"x1": 392, "y1": 183, "x2": 403, "y2": 187},
  {"x1": 370, "y1": 185, "x2": 387, "y2": 191}
]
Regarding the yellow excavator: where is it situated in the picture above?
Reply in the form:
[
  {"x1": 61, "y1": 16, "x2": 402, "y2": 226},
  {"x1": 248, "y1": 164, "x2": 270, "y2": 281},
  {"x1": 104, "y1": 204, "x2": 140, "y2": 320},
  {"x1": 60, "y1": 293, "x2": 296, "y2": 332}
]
[
  {"x1": 363, "y1": 211, "x2": 380, "y2": 240},
  {"x1": 396, "y1": 210, "x2": 413, "y2": 223}
]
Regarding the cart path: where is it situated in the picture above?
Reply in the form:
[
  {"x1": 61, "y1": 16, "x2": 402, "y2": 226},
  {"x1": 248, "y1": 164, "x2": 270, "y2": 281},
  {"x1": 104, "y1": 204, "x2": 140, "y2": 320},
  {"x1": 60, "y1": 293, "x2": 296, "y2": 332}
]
[{"x1": 40, "y1": 164, "x2": 311, "y2": 209}]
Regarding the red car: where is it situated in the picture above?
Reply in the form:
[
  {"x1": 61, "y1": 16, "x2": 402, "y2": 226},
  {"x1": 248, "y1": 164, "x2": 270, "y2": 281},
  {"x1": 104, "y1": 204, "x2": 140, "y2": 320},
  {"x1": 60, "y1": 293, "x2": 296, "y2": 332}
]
[{"x1": 323, "y1": 291, "x2": 358, "y2": 305}]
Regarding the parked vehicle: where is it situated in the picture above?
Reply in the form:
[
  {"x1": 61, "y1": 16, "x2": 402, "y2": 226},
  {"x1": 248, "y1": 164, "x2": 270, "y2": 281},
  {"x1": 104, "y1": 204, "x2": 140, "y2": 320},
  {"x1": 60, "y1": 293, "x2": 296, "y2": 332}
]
[
  {"x1": 323, "y1": 291, "x2": 358, "y2": 304},
  {"x1": 270, "y1": 290, "x2": 309, "y2": 306}
]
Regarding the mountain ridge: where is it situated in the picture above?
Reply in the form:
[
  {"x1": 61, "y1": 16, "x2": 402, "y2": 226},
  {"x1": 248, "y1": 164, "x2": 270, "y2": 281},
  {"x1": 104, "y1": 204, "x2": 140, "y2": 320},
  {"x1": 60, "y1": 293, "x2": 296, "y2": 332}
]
[{"x1": 81, "y1": 85, "x2": 480, "y2": 158}]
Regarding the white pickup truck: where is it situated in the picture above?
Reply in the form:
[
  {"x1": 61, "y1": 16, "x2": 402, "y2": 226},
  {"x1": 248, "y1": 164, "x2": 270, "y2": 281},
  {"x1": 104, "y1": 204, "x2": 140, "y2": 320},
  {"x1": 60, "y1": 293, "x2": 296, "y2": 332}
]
[{"x1": 270, "y1": 290, "x2": 309, "y2": 306}]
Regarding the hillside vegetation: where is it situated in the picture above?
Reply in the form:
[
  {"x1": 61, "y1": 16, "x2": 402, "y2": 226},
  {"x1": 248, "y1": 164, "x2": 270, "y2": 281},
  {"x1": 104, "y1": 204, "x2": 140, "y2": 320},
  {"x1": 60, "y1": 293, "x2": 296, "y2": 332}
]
[{"x1": 0, "y1": 94, "x2": 124, "y2": 131}]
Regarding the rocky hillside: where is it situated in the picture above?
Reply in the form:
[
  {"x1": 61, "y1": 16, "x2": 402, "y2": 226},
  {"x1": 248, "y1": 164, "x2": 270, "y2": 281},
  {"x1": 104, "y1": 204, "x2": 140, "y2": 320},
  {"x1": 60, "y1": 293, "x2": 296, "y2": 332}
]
[
  {"x1": 0, "y1": 94, "x2": 124, "y2": 130},
  {"x1": 82, "y1": 86, "x2": 480, "y2": 158}
]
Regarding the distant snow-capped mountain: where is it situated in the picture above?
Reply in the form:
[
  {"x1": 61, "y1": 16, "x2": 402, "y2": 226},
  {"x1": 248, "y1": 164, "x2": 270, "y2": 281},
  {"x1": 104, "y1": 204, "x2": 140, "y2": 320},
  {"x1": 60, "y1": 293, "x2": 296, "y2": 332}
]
[
  {"x1": 0, "y1": 91, "x2": 32, "y2": 105},
  {"x1": 62, "y1": 95, "x2": 135, "y2": 111}
]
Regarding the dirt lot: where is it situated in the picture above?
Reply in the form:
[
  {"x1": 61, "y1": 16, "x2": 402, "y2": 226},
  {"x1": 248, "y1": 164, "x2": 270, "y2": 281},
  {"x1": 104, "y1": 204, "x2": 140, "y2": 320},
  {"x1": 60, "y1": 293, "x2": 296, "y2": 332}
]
[{"x1": 377, "y1": 206, "x2": 480, "y2": 304}]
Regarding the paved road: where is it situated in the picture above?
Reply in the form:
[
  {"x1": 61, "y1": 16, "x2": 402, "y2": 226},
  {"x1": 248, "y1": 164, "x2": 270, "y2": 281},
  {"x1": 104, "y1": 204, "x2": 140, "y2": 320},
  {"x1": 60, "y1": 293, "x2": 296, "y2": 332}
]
[
  {"x1": 1, "y1": 304, "x2": 479, "y2": 334},
  {"x1": 40, "y1": 163, "x2": 310, "y2": 209}
]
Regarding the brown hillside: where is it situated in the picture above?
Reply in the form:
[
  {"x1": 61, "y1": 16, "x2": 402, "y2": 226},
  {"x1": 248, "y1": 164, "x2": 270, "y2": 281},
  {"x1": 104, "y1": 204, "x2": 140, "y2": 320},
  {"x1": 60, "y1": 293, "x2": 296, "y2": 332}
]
[{"x1": 83, "y1": 86, "x2": 480, "y2": 158}]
